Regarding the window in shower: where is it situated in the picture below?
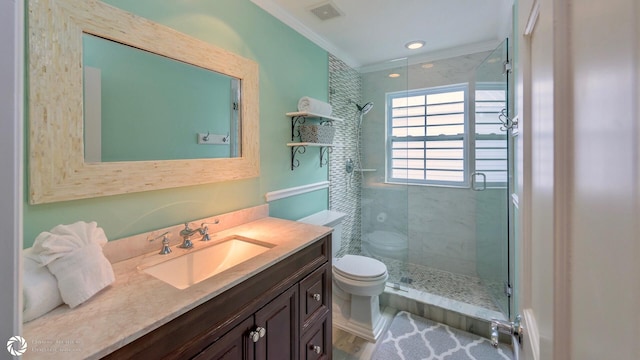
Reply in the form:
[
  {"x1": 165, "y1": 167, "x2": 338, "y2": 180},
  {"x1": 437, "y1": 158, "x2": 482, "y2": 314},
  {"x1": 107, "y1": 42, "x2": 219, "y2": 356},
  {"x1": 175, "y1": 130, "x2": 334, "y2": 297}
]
[
  {"x1": 386, "y1": 84, "x2": 469, "y2": 186},
  {"x1": 475, "y1": 84, "x2": 508, "y2": 186},
  {"x1": 386, "y1": 83, "x2": 508, "y2": 188}
]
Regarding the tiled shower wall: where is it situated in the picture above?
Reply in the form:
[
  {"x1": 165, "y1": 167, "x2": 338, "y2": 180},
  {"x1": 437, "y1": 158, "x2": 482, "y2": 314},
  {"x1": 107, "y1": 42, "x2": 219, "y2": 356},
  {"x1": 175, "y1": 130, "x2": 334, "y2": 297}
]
[{"x1": 328, "y1": 54, "x2": 362, "y2": 257}]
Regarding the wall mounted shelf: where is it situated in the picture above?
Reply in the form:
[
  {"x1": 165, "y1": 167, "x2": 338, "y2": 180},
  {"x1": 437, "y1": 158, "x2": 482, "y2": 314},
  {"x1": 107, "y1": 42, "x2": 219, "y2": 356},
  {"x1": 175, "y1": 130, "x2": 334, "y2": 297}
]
[
  {"x1": 285, "y1": 112, "x2": 344, "y2": 123},
  {"x1": 286, "y1": 112, "x2": 343, "y2": 171},
  {"x1": 287, "y1": 143, "x2": 334, "y2": 170}
]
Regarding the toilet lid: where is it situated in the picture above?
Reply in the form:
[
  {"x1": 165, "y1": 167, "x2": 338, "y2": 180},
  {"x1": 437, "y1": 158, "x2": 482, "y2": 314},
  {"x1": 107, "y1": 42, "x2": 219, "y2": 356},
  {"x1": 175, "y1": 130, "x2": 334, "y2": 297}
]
[{"x1": 333, "y1": 255, "x2": 387, "y2": 279}]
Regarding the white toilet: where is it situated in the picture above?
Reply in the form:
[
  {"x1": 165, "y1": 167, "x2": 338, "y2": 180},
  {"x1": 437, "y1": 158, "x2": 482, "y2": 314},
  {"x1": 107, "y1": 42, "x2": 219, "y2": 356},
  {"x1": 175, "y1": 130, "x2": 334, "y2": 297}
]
[{"x1": 298, "y1": 210, "x2": 390, "y2": 342}]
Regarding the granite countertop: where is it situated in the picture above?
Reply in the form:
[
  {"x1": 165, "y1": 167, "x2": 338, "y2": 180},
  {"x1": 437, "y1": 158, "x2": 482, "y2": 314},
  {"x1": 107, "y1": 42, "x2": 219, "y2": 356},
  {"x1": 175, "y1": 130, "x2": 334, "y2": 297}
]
[{"x1": 22, "y1": 216, "x2": 331, "y2": 359}]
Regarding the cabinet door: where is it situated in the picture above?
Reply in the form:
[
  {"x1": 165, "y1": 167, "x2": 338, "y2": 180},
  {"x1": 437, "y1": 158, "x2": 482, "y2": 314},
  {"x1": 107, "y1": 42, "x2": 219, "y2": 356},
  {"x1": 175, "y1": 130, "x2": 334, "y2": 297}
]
[
  {"x1": 192, "y1": 316, "x2": 254, "y2": 360},
  {"x1": 254, "y1": 285, "x2": 299, "y2": 360},
  {"x1": 300, "y1": 315, "x2": 330, "y2": 360}
]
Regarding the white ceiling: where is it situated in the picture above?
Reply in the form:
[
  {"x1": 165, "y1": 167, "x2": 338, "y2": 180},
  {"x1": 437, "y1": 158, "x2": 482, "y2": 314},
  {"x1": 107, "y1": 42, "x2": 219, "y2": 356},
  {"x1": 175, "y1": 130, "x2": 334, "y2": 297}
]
[{"x1": 251, "y1": 0, "x2": 513, "y2": 72}]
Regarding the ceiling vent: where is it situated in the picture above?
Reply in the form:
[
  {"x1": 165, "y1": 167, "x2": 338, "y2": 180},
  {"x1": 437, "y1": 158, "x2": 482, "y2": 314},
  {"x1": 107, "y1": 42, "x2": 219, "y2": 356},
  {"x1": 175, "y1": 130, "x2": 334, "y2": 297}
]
[{"x1": 309, "y1": 2, "x2": 343, "y2": 21}]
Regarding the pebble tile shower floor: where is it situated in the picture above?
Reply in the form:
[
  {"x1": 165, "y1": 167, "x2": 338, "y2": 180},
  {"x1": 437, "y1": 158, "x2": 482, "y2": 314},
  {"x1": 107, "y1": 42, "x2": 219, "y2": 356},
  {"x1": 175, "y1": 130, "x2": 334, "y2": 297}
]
[{"x1": 372, "y1": 256, "x2": 502, "y2": 313}]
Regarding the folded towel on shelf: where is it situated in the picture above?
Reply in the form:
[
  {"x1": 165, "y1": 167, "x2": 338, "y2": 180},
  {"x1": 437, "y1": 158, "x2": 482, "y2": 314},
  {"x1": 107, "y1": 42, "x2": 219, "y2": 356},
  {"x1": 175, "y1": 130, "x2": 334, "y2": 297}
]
[
  {"x1": 297, "y1": 96, "x2": 333, "y2": 117},
  {"x1": 31, "y1": 221, "x2": 115, "y2": 308},
  {"x1": 23, "y1": 248, "x2": 63, "y2": 322}
]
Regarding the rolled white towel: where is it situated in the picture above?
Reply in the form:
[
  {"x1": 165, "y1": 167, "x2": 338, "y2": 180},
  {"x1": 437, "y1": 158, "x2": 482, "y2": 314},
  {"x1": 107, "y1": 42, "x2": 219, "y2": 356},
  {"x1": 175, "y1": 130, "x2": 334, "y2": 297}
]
[
  {"x1": 297, "y1": 96, "x2": 332, "y2": 117},
  {"x1": 32, "y1": 221, "x2": 115, "y2": 308},
  {"x1": 23, "y1": 248, "x2": 64, "y2": 322}
]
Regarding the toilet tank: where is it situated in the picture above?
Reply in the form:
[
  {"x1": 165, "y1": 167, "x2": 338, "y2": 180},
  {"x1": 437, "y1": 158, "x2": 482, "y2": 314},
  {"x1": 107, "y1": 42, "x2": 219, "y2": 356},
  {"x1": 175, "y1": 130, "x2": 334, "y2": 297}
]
[{"x1": 298, "y1": 210, "x2": 346, "y2": 257}]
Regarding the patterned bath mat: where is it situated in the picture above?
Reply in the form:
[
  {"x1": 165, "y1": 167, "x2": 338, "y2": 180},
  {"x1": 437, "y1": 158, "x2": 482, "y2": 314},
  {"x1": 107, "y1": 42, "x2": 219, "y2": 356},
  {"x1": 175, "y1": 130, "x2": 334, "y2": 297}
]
[{"x1": 373, "y1": 311, "x2": 513, "y2": 360}]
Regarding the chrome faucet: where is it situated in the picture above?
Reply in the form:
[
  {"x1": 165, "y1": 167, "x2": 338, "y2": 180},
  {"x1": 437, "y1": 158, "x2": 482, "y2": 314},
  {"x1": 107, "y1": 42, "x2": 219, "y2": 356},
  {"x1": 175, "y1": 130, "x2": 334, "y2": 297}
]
[
  {"x1": 179, "y1": 223, "x2": 201, "y2": 248},
  {"x1": 179, "y1": 219, "x2": 220, "y2": 248}
]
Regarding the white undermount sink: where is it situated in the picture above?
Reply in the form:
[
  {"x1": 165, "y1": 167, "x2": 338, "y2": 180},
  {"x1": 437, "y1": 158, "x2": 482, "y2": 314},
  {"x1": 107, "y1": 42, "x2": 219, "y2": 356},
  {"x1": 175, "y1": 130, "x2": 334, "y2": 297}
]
[{"x1": 141, "y1": 236, "x2": 275, "y2": 289}]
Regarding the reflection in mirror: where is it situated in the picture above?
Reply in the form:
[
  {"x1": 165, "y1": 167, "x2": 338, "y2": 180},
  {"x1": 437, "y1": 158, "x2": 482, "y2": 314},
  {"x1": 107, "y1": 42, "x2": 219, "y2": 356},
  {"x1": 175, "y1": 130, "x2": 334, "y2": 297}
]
[{"x1": 82, "y1": 34, "x2": 241, "y2": 162}]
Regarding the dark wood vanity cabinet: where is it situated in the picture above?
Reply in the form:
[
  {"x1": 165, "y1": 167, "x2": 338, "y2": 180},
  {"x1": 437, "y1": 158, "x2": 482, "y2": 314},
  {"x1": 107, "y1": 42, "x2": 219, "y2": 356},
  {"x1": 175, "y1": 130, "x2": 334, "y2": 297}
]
[
  {"x1": 104, "y1": 235, "x2": 331, "y2": 360},
  {"x1": 194, "y1": 285, "x2": 298, "y2": 360}
]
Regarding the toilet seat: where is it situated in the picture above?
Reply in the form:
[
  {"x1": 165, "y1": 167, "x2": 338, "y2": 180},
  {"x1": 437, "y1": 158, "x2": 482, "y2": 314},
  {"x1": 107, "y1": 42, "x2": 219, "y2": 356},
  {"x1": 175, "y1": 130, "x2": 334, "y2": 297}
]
[{"x1": 333, "y1": 255, "x2": 387, "y2": 281}]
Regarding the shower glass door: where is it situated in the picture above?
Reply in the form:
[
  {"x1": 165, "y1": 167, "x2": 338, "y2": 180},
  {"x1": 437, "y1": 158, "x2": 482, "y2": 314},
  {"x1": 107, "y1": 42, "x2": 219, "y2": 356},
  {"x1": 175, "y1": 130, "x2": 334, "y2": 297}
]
[
  {"x1": 360, "y1": 57, "x2": 410, "y2": 289},
  {"x1": 474, "y1": 39, "x2": 510, "y2": 316}
]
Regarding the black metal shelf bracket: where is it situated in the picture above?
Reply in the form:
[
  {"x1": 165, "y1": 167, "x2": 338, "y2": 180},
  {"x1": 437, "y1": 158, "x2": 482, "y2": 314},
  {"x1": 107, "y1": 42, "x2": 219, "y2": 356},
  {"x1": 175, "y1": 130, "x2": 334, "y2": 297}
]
[
  {"x1": 291, "y1": 116, "x2": 306, "y2": 141},
  {"x1": 320, "y1": 146, "x2": 332, "y2": 167},
  {"x1": 290, "y1": 145, "x2": 306, "y2": 170}
]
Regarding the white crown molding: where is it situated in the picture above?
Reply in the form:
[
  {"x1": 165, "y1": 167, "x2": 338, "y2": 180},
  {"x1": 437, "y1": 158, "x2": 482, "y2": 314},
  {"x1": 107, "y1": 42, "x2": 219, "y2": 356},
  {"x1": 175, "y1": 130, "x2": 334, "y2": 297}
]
[
  {"x1": 250, "y1": 0, "x2": 361, "y2": 68},
  {"x1": 357, "y1": 39, "x2": 502, "y2": 73}
]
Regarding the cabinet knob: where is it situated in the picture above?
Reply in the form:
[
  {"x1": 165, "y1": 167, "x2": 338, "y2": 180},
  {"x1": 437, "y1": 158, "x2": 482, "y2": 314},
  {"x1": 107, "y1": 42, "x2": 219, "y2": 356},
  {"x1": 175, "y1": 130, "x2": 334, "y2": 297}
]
[
  {"x1": 249, "y1": 327, "x2": 266, "y2": 343},
  {"x1": 312, "y1": 345, "x2": 322, "y2": 354},
  {"x1": 311, "y1": 293, "x2": 321, "y2": 302},
  {"x1": 249, "y1": 331, "x2": 260, "y2": 343}
]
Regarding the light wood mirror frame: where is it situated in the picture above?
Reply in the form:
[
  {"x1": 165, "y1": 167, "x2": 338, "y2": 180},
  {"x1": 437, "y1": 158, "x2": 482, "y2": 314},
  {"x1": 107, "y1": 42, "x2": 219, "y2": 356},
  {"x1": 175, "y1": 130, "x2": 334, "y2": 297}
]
[{"x1": 28, "y1": 0, "x2": 259, "y2": 204}]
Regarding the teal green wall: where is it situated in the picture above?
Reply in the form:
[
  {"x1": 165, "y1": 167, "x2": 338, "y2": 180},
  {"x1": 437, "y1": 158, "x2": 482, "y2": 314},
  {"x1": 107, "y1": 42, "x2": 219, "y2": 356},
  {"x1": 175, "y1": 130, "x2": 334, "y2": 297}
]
[
  {"x1": 24, "y1": 0, "x2": 329, "y2": 247},
  {"x1": 83, "y1": 34, "x2": 233, "y2": 161}
]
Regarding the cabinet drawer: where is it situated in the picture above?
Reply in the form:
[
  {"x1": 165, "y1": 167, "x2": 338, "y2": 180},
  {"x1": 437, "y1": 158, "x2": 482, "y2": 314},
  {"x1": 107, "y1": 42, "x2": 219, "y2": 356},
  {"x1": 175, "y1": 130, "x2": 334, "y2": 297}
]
[
  {"x1": 299, "y1": 263, "x2": 330, "y2": 333},
  {"x1": 300, "y1": 315, "x2": 329, "y2": 360}
]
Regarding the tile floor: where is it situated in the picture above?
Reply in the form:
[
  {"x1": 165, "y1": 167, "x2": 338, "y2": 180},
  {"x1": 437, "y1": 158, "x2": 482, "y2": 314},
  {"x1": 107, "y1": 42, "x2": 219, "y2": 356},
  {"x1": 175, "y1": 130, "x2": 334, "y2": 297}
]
[{"x1": 332, "y1": 327, "x2": 378, "y2": 360}]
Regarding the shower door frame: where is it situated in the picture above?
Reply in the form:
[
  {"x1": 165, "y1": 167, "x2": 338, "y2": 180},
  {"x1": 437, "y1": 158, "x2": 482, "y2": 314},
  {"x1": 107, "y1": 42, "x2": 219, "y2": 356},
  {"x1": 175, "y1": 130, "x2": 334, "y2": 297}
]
[{"x1": 474, "y1": 38, "x2": 514, "y2": 319}]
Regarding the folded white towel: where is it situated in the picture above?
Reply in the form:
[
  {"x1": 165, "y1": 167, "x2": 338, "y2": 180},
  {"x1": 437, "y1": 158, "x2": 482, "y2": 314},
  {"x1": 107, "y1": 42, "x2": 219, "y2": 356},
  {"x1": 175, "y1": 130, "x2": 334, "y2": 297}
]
[
  {"x1": 23, "y1": 248, "x2": 63, "y2": 322},
  {"x1": 32, "y1": 221, "x2": 115, "y2": 308},
  {"x1": 297, "y1": 96, "x2": 333, "y2": 117}
]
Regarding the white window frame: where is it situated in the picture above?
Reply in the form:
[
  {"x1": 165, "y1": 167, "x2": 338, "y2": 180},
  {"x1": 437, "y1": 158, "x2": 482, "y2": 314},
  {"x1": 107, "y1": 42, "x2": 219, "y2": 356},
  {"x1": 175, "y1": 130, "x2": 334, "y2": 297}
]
[
  {"x1": 385, "y1": 83, "x2": 470, "y2": 187},
  {"x1": 385, "y1": 82, "x2": 508, "y2": 189}
]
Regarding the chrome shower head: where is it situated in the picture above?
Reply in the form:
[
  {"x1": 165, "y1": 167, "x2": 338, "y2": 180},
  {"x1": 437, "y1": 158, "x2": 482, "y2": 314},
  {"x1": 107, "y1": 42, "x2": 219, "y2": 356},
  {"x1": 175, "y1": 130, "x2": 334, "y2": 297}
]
[{"x1": 356, "y1": 102, "x2": 373, "y2": 115}]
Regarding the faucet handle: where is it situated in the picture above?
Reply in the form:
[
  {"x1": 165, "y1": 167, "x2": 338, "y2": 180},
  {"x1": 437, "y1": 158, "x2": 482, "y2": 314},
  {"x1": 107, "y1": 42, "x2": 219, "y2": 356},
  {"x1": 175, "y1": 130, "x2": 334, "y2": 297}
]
[
  {"x1": 149, "y1": 232, "x2": 172, "y2": 255},
  {"x1": 200, "y1": 219, "x2": 220, "y2": 242},
  {"x1": 201, "y1": 229, "x2": 211, "y2": 241},
  {"x1": 159, "y1": 234, "x2": 172, "y2": 255}
]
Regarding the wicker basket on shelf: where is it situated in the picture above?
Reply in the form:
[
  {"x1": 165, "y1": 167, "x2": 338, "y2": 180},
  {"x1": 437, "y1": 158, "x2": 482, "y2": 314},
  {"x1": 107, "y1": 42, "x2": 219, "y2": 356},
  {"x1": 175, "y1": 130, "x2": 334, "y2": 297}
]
[{"x1": 299, "y1": 124, "x2": 335, "y2": 144}]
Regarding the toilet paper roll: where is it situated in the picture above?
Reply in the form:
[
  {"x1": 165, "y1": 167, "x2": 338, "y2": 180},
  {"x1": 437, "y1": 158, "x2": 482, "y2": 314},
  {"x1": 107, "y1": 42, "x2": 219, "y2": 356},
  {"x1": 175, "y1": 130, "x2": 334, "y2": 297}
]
[{"x1": 376, "y1": 212, "x2": 387, "y2": 223}]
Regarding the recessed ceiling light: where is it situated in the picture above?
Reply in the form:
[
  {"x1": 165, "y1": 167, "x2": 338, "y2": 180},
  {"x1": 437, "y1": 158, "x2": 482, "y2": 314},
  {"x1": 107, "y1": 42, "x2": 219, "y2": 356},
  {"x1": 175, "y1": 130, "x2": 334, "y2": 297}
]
[
  {"x1": 388, "y1": 73, "x2": 401, "y2": 78},
  {"x1": 405, "y1": 40, "x2": 425, "y2": 50},
  {"x1": 421, "y1": 63, "x2": 434, "y2": 69}
]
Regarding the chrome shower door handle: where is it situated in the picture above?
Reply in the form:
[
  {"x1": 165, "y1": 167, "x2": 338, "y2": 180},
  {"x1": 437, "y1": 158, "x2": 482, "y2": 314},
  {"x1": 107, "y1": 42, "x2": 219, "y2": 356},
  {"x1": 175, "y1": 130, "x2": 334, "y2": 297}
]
[{"x1": 471, "y1": 172, "x2": 487, "y2": 191}]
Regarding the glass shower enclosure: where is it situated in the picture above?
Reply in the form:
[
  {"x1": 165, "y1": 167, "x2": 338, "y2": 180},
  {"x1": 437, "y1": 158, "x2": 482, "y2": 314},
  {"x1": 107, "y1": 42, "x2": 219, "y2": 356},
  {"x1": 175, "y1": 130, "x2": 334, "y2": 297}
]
[{"x1": 356, "y1": 39, "x2": 512, "y2": 319}]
